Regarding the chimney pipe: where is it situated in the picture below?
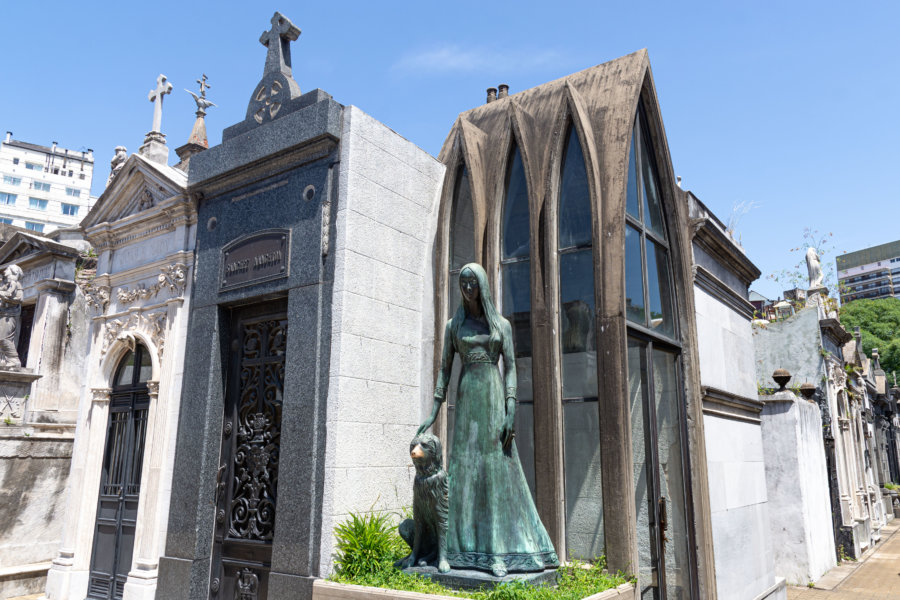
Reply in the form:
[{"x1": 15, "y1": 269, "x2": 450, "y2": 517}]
[
  {"x1": 52, "y1": 141, "x2": 58, "y2": 153},
  {"x1": 498, "y1": 84, "x2": 509, "y2": 98},
  {"x1": 486, "y1": 87, "x2": 497, "y2": 103},
  {"x1": 4, "y1": 132, "x2": 10, "y2": 143}
]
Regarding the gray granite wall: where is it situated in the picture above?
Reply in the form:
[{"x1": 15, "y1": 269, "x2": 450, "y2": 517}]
[{"x1": 753, "y1": 308, "x2": 824, "y2": 390}]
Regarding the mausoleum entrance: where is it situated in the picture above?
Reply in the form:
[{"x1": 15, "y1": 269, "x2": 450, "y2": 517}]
[
  {"x1": 88, "y1": 344, "x2": 152, "y2": 600},
  {"x1": 209, "y1": 300, "x2": 288, "y2": 600}
]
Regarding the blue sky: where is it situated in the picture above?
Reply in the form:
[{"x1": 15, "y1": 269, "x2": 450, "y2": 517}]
[{"x1": 1, "y1": 1, "x2": 897, "y2": 299}]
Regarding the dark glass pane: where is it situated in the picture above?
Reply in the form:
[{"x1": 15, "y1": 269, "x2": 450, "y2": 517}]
[
  {"x1": 115, "y1": 351, "x2": 135, "y2": 387},
  {"x1": 450, "y1": 167, "x2": 475, "y2": 270},
  {"x1": 564, "y1": 400, "x2": 603, "y2": 560},
  {"x1": 626, "y1": 130, "x2": 640, "y2": 220},
  {"x1": 137, "y1": 346, "x2": 152, "y2": 383},
  {"x1": 515, "y1": 402, "x2": 536, "y2": 500},
  {"x1": 652, "y1": 349, "x2": 690, "y2": 599},
  {"x1": 559, "y1": 127, "x2": 592, "y2": 249},
  {"x1": 640, "y1": 135, "x2": 666, "y2": 239},
  {"x1": 625, "y1": 225, "x2": 646, "y2": 325},
  {"x1": 501, "y1": 146, "x2": 530, "y2": 259},
  {"x1": 448, "y1": 269, "x2": 462, "y2": 320},
  {"x1": 559, "y1": 249, "x2": 596, "y2": 399},
  {"x1": 628, "y1": 339, "x2": 659, "y2": 599},
  {"x1": 501, "y1": 261, "x2": 532, "y2": 360},
  {"x1": 646, "y1": 240, "x2": 675, "y2": 338}
]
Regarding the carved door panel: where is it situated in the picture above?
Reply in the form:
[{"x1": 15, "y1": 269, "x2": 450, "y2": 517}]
[
  {"x1": 88, "y1": 345, "x2": 152, "y2": 600},
  {"x1": 210, "y1": 301, "x2": 288, "y2": 600}
]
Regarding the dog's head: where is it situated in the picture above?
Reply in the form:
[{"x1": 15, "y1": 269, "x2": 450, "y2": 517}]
[{"x1": 409, "y1": 433, "x2": 443, "y2": 474}]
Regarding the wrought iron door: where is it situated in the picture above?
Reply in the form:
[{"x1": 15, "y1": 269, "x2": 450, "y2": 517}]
[
  {"x1": 88, "y1": 345, "x2": 152, "y2": 600},
  {"x1": 210, "y1": 301, "x2": 288, "y2": 600}
]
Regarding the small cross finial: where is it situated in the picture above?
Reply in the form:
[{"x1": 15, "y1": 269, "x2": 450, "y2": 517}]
[
  {"x1": 196, "y1": 74, "x2": 210, "y2": 98},
  {"x1": 259, "y1": 12, "x2": 301, "y2": 77},
  {"x1": 147, "y1": 74, "x2": 173, "y2": 133}
]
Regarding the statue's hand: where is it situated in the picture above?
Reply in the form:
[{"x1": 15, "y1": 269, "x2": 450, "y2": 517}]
[
  {"x1": 416, "y1": 419, "x2": 433, "y2": 436},
  {"x1": 500, "y1": 415, "x2": 515, "y2": 450}
]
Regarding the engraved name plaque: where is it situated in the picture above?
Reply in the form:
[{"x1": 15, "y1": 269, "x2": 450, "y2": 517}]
[{"x1": 220, "y1": 229, "x2": 290, "y2": 292}]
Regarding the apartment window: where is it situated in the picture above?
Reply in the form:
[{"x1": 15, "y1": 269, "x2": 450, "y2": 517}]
[
  {"x1": 25, "y1": 222, "x2": 44, "y2": 232},
  {"x1": 61, "y1": 203, "x2": 79, "y2": 216},
  {"x1": 25, "y1": 163, "x2": 42, "y2": 171},
  {"x1": 32, "y1": 181, "x2": 50, "y2": 192},
  {"x1": 79, "y1": 173, "x2": 86, "y2": 180},
  {"x1": 68, "y1": 170, "x2": 73, "y2": 177},
  {"x1": 29, "y1": 197, "x2": 48, "y2": 210},
  {"x1": 0, "y1": 193, "x2": 16, "y2": 205},
  {"x1": 0, "y1": 218, "x2": 12, "y2": 225},
  {"x1": 12, "y1": 158, "x2": 18, "y2": 165},
  {"x1": 65, "y1": 187, "x2": 81, "y2": 198},
  {"x1": 52, "y1": 168, "x2": 59, "y2": 175},
  {"x1": 3, "y1": 175, "x2": 21, "y2": 186}
]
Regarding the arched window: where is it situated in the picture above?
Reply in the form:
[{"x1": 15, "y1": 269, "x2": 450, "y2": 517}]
[
  {"x1": 500, "y1": 142, "x2": 536, "y2": 495},
  {"x1": 446, "y1": 164, "x2": 475, "y2": 455},
  {"x1": 626, "y1": 106, "x2": 694, "y2": 598},
  {"x1": 557, "y1": 123, "x2": 603, "y2": 559}
]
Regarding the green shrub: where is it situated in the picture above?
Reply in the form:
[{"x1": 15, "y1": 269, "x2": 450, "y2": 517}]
[{"x1": 332, "y1": 511, "x2": 408, "y2": 579}]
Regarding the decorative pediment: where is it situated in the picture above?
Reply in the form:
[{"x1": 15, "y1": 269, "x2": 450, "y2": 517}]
[
  {"x1": 81, "y1": 153, "x2": 188, "y2": 230},
  {"x1": 0, "y1": 232, "x2": 80, "y2": 267}
]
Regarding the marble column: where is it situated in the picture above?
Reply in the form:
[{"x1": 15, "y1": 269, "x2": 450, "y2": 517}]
[
  {"x1": 46, "y1": 387, "x2": 111, "y2": 600},
  {"x1": 25, "y1": 279, "x2": 77, "y2": 425}
]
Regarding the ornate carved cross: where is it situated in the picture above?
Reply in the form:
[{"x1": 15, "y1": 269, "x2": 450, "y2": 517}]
[
  {"x1": 259, "y1": 12, "x2": 300, "y2": 77},
  {"x1": 148, "y1": 74, "x2": 173, "y2": 133},
  {"x1": 196, "y1": 74, "x2": 210, "y2": 97}
]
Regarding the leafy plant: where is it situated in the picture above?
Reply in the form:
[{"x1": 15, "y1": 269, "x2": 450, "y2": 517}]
[
  {"x1": 840, "y1": 297, "x2": 900, "y2": 378},
  {"x1": 329, "y1": 508, "x2": 631, "y2": 599},
  {"x1": 332, "y1": 510, "x2": 407, "y2": 579},
  {"x1": 884, "y1": 482, "x2": 898, "y2": 491},
  {"x1": 3, "y1": 416, "x2": 12, "y2": 426}
]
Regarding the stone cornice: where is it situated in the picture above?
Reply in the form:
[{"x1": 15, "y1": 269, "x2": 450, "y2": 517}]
[
  {"x1": 820, "y1": 318, "x2": 853, "y2": 345},
  {"x1": 693, "y1": 265, "x2": 755, "y2": 320},
  {"x1": 702, "y1": 386, "x2": 764, "y2": 424},
  {"x1": 84, "y1": 195, "x2": 197, "y2": 252},
  {"x1": 690, "y1": 216, "x2": 761, "y2": 286}
]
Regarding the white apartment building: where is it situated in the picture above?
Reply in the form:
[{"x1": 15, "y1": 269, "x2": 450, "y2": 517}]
[
  {"x1": 837, "y1": 240, "x2": 900, "y2": 304},
  {"x1": 0, "y1": 131, "x2": 95, "y2": 233}
]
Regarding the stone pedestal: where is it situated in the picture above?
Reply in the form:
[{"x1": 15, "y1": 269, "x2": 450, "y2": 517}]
[
  {"x1": 0, "y1": 369, "x2": 41, "y2": 424},
  {"x1": 138, "y1": 131, "x2": 170, "y2": 165}
]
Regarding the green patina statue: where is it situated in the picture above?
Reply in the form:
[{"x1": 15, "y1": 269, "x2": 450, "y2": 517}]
[{"x1": 417, "y1": 263, "x2": 559, "y2": 577}]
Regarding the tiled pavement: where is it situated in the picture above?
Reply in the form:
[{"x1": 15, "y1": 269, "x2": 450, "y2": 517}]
[{"x1": 788, "y1": 521, "x2": 900, "y2": 599}]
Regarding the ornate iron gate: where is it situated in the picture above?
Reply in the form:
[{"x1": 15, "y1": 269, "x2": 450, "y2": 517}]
[
  {"x1": 210, "y1": 301, "x2": 288, "y2": 600},
  {"x1": 88, "y1": 344, "x2": 152, "y2": 600}
]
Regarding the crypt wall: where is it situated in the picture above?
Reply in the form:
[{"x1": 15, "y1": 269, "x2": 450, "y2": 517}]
[{"x1": 45, "y1": 151, "x2": 195, "y2": 600}]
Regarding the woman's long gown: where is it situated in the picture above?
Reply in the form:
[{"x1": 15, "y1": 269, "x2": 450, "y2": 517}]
[{"x1": 439, "y1": 316, "x2": 559, "y2": 573}]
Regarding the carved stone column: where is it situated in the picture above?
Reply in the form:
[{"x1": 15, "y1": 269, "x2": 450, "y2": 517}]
[
  {"x1": 124, "y1": 380, "x2": 163, "y2": 600},
  {"x1": 25, "y1": 279, "x2": 77, "y2": 424},
  {"x1": 46, "y1": 387, "x2": 111, "y2": 599}
]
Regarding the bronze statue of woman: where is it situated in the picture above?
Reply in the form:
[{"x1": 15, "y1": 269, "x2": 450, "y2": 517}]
[{"x1": 418, "y1": 263, "x2": 559, "y2": 576}]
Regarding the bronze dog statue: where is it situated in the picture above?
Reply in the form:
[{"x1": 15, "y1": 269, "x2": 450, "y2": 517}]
[{"x1": 395, "y1": 433, "x2": 450, "y2": 573}]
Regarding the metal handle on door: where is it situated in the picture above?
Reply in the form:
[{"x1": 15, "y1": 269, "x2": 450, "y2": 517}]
[{"x1": 659, "y1": 496, "x2": 668, "y2": 543}]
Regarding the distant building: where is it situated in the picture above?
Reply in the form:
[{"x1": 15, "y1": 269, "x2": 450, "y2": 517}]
[
  {"x1": 0, "y1": 131, "x2": 95, "y2": 233},
  {"x1": 836, "y1": 240, "x2": 900, "y2": 303}
]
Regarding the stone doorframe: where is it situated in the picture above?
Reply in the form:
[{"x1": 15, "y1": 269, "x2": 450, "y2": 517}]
[{"x1": 46, "y1": 327, "x2": 171, "y2": 600}]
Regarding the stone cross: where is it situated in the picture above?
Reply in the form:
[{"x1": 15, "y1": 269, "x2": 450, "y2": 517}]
[
  {"x1": 148, "y1": 74, "x2": 173, "y2": 133},
  {"x1": 259, "y1": 12, "x2": 301, "y2": 77},
  {"x1": 197, "y1": 74, "x2": 210, "y2": 97}
]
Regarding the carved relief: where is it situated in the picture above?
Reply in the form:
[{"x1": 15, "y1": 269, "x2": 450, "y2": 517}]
[
  {"x1": 235, "y1": 568, "x2": 259, "y2": 600},
  {"x1": 91, "y1": 388, "x2": 112, "y2": 403},
  {"x1": 229, "y1": 318, "x2": 286, "y2": 541},
  {"x1": 82, "y1": 283, "x2": 111, "y2": 313},
  {"x1": 116, "y1": 263, "x2": 187, "y2": 306},
  {"x1": 138, "y1": 188, "x2": 155, "y2": 212},
  {"x1": 101, "y1": 311, "x2": 167, "y2": 360}
]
